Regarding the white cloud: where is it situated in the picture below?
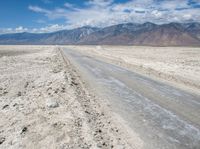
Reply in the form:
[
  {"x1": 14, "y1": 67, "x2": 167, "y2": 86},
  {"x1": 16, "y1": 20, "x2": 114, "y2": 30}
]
[
  {"x1": 28, "y1": 0, "x2": 200, "y2": 29},
  {"x1": 15, "y1": 26, "x2": 28, "y2": 32},
  {"x1": 0, "y1": 26, "x2": 29, "y2": 34},
  {"x1": 86, "y1": 0, "x2": 114, "y2": 7},
  {"x1": 2, "y1": 0, "x2": 200, "y2": 34},
  {"x1": 0, "y1": 24, "x2": 67, "y2": 34},
  {"x1": 158, "y1": 0, "x2": 188, "y2": 10},
  {"x1": 28, "y1": 5, "x2": 50, "y2": 14},
  {"x1": 36, "y1": 24, "x2": 67, "y2": 33},
  {"x1": 64, "y1": 2, "x2": 74, "y2": 9},
  {"x1": 29, "y1": 5, "x2": 69, "y2": 20}
]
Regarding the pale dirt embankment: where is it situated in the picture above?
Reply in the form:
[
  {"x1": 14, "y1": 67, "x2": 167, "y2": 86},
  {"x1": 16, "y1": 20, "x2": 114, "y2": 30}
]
[
  {"x1": 0, "y1": 46, "x2": 138, "y2": 149},
  {"x1": 66, "y1": 45, "x2": 200, "y2": 94}
]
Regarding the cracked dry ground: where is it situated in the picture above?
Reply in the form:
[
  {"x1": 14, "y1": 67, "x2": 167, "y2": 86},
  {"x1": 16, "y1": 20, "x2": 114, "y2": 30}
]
[{"x1": 0, "y1": 47, "x2": 133, "y2": 149}]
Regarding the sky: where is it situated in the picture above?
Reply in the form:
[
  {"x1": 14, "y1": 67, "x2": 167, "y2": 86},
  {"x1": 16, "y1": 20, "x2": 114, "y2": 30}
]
[{"x1": 0, "y1": 0, "x2": 200, "y2": 34}]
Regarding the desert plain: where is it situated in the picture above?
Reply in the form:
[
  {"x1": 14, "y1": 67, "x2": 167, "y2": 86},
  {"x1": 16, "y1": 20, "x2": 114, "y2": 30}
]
[
  {"x1": 67, "y1": 45, "x2": 200, "y2": 93},
  {"x1": 0, "y1": 45, "x2": 200, "y2": 149}
]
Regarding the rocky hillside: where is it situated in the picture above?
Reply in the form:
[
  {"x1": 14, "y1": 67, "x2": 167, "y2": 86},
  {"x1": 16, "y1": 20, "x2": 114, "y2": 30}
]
[{"x1": 0, "y1": 22, "x2": 200, "y2": 46}]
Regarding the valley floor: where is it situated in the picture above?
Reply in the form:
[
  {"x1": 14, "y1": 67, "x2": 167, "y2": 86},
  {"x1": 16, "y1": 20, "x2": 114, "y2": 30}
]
[
  {"x1": 0, "y1": 46, "x2": 134, "y2": 149},
  {"x1": 66, "y1": 45, "x2": 200, "y2": 94},
  {"x1": 1, "y1": 45, "x2": 200, "y2": 149}
]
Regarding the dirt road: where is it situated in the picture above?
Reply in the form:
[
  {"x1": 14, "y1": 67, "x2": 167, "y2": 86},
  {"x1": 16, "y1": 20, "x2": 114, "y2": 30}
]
[
  {"x1": 63, "y1": 47, "x2": 200, "y2": 149},
  {"x1": 66, "y1": 45, "x2": 200, "y2": 93},
  {"x1": 0, "y1": 46, "x2": 135, "y2": 149}
]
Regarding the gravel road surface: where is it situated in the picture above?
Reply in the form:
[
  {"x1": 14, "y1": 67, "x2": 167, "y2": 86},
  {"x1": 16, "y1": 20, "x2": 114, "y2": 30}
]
[{"x1": 63, "y1": 48, "x2": 200, "y2": 149}]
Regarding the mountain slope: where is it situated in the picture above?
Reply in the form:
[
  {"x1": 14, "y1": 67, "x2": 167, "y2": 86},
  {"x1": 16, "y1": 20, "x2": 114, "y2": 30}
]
[
  {"x1": 183, "y1": 23, "x2": 200, "y2": 40},
  {"x1": 42, "y1": 26, "x2": 99, "y2": 44},
  {"x1": 0, "y1": 23, "x2": 199, "y2": 46},
  {"x1": 0, "y1": 32, "x2": 48, "y2": 44},
  {"x1": 0, "y1": 26, "x2": 99, "y2": 45},
  {"x1": 131, "y1": 23, "x2": 200, "y2": 46},
  {"x1": 79, "y1": 22, "x2": 158, "y2": 45}
]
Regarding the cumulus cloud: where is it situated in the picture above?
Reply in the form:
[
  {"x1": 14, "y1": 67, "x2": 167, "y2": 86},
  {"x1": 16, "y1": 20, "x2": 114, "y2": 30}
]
[
  {"x1": 1, "y1": 0, "x2": 200, "y2": 34},
  {"x1": 0, "y1": 26, "x2": 29, "y2": 34},
  {"x1": 86, "y1": 0, "x2": 114, "y2": 7},
  {"x1": 29, "y1": 5, "x2": 50, "y2": 14},
  {"x1": 64, "y1": 2, "x2": 75, "y2": 9},
  {"x1": 28, "y1": 0, "x2": 200, "y2": 29},
  {"x1": 0, "y1": 24, "x2": 68, "y2": 34},
  {"x1": 34, "y1": 24, "x2": 68, "y2": 33}
]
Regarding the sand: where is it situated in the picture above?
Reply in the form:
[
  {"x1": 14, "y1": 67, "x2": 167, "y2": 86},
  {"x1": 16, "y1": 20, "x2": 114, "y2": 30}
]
[{"x1": 0, "y1": 46, "x2": 138, "y2": 149}]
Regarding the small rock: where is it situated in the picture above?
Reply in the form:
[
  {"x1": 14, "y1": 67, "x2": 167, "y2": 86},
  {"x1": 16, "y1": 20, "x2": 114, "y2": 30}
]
[
  {"x1": 0, "y1": 137, "x2": 5, "y2": 145},
  {"x1": 46, "y1": 98, "x2": 59, "y2": 108},
  {"x1": 13, "y1": 103, "x2": 18, "y2": 107},
  {"x1": 54, "y1": 89, "x2": 59, "y2": 94},
  {"x1": 17, "y1": 91, "x2": 22, "y2": 96},
  {"x1": 61, "y1": 87, "x2": 65, "y2": 93},
  {"x1": 21, "y1": 127, "x2": 27, "y2": 134},
  {"x1": 24, "y1": 82, "x2": 29, "y2": 88},
  {"x1": 2, "y1": 105, "x2": 9, "y2": 109},
  {"x1": 102, "y1": 142, "x2": 107, "y2": 146},
  {"x1": 3, "y1": 91, "x2": 8, "y2": 95},
  {"x1": 71, "y1": 81, "x2": 78, "y2": 86},
  {"x1": 98, "y1": 129, "x2": 102, "y2": 133},
  {"x1": 85, "y1": 110, "x2": 90, "y2": 114}
]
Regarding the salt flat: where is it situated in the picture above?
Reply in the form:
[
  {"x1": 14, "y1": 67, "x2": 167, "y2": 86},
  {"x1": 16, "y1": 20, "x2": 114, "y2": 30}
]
[
  {"x1": 0, "y1": 45, "x2": 133, "y2": 149},
  {"x1": 63, "y1": 47, "x2": 200, "y2": 149},
  {"x1": 66, "y1": 45, "x2": 200, "y2": 93},
  {"x1": 1, "y1": 45, "x2": 200, "y2": 149}
]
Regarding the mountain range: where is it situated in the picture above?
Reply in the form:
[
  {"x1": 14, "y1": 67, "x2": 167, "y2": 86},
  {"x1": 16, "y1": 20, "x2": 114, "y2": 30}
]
[{"x1": 0, "y1": 22, "x2": 200, "y2": 46}]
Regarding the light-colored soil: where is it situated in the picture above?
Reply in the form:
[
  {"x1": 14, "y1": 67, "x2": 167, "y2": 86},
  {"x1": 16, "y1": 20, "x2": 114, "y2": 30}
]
[
  {"x1": 0, "y1": 46, "x2": 138, "y2": 149},
  {"x1": 66, "y1": 45, "x2": 200, "y2": 94}
]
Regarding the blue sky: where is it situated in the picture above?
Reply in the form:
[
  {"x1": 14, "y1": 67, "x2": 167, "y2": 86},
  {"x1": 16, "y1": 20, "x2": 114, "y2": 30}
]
[{"x1": 0, "y1": 0, "x2": 200, "y2": 34}]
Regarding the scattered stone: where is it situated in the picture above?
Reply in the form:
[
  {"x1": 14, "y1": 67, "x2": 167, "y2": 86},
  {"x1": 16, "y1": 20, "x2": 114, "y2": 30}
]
[
  {"x1": 52, "y1": 122, "x2": 65, "y2": 129},
  {"x1": 24, "y1": 82, "x2": 29, "y2": 88},
  {"x1": 21, "y1": 127, "x2": 28, "y2": 134},
  {"x1": 102, "y1": 142, "x2": 107, "y2": 146},
  {"x1": 3, "y1": 91, "x2": 8, "y2": 95},
  {"x1": 13, "y1": 103, "x2": 18, "y2": 107},
  {"x1": 0, "y1": 137, "x2": 5, "y2": 145},
  {"x1": 71, "y1": 81, "x2": 78, "y2": 86},
  {"x1": 46, "y1": 98, "x2": 59, "y2": 108},
  {"x1": 47, "y1": 81, "x2": 52, "y2": 86},
  {"x1": 2, "y1": 104, "x2": 9, "y2": 109},
  {"x1": 61, "y1": 87, "x2": 65, "y2": 93},
  {"x1": 85, "y1": 110, "x2": 90, "y2": 114},
  {"x1": 98, "y1": 129, "x2": 102, "y2": 133},
  {"x1": 17, "y1": 91, "x2": 22, "y2": 96},
  {"x1": 47, "y1": 87, "x2": 52, "y2": 91},
  {"x1": 54, "y1": 88, "x2": 59, "y2": 94}
]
